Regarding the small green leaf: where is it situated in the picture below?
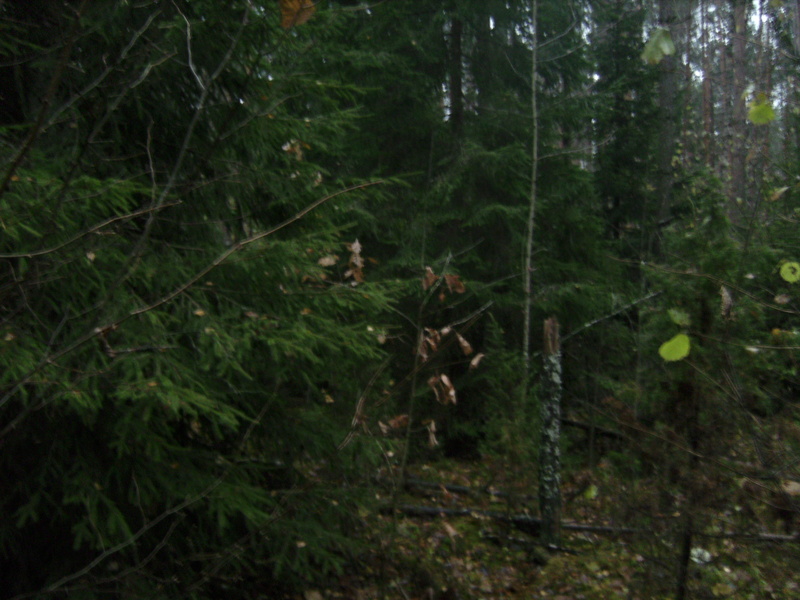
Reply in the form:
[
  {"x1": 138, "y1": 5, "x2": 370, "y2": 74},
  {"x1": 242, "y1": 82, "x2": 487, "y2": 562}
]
[
  {"x1": 748, "y1": 99, "x2": 776, "y2": 125},
  {"x1": 779, "y1": 261, "x2": 800, "y2": 283},
  {"x1": 642, "y1": 28, "x2": 675, "y2": 65},
  {"x1": 583, "y1": 484, "x2": 599, "y2": 500},
  {"x1": 667, "y1": 309, "x2": 691, "y2": 327},
  {"x1": 659, "y1": 334, "x2": 691, "y2": 362}
]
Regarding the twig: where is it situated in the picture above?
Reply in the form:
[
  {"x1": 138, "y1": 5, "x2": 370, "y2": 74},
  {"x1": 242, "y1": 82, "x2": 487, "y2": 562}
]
[
  {"x1": 562, "y1": 290, "x2": 663, "y2": 344},
  {"x1": 45, "y1": 8, "x2": 162, "y2": 127},
  {"x1": 0, "y1": 201, "x2": 182, "y2": 259}
]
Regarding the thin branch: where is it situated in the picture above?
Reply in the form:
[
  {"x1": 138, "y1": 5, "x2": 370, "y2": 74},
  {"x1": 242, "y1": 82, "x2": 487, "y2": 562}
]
[
  {"x1": 10, "y1": 478, "x2": 224, "y2": 599},
  {"x1": 641, "y1": 261, "x2": 799, "y2": 316},
  {"x1": 73, "y1": 516, "x2": 183, "y2": 591},
  {"x1": 0, "y1": 201, "x2": 181, "y2": 259},
  {"x1": 174, "y1": 2, "x2": 205, "y2": 91},
  {"x1": 562, "y1": 291, "x2": 663, "y2": 344},
  {"x1": 131, "y1": 181, "x2": 383, "y2": 316},
  {"x1": 95, "y1": 8, "x2": 249, "y2": 310},
  {"x1": 45, "y1": 8, "x2": 162, "y2": 127}
]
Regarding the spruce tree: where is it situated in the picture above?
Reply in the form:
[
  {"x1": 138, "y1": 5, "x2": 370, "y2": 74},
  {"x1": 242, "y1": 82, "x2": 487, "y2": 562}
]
[{"x1": 0, "y1": 2, "x2": 395, "y2": 596}]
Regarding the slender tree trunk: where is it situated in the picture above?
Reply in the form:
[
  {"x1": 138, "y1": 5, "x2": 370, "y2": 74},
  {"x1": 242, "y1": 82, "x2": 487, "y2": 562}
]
[
  {"x1": 539, "y1": 317, "x2": 562, "y2": 546},
  {"x1": 701, "y1": 0, "x2": 715, "y2": 167},
  {"x1": 756, "y1": 0, "x2": 773, "y2": 181},
  {"x1": 654, "y1": 0, "x2": 680, "y2": 233},
  {"x1": 730, "y1": 0, "x2": 749, "y2": 212},
  {"x1": 793, "y1": 0, "x2": 800, "y2": 58},
  {"x1": 448, "y1": 17, "x2": 464, "y2": 138},
  {"x1": 522, "y1": 0, "x2": 538, "y2": 385},
  {"x1": 717, "y1": 0, "x2": 732, "y2": 183},
  {"x1": 680, "y1": 0, "x2": 695, "y2": 171}
]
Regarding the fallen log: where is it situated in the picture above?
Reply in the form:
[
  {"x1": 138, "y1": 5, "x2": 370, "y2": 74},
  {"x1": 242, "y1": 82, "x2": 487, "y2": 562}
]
[
  {"x1": 403, "y1": 478, "x2": 535, "y2": 501},
  {"x1": 383, "y1": 504, "x2": 800, "y2": 542},
  {"x1": 382, "y1": 503, "x2": 639, "y2": 536}
]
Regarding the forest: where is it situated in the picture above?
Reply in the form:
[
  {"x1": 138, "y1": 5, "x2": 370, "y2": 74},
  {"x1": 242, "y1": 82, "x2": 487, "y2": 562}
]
[{"x1": 1, "y1": 0, "x2": 799, "y2": 598}]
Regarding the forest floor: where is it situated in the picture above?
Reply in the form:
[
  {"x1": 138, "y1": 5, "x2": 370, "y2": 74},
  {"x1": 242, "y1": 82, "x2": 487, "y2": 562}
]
[{"x1": 294, "y1": 456, "x2": 800, "y2": 600}]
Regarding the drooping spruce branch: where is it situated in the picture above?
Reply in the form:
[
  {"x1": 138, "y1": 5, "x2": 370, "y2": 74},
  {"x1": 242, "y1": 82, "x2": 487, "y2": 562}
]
[{"x1": 0, "y1": 180, "x2": 384, "y2": 428}]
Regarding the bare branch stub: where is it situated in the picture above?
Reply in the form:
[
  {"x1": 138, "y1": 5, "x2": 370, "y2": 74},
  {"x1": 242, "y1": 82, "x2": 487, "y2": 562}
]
[{"x1": 543, "y1": 317, "x2": 560, "y2": 356}]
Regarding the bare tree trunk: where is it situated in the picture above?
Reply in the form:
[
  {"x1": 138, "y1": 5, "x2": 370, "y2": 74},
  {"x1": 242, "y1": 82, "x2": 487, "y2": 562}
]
[
  {"x1": 448, "y1": 17, "x2": 464, "y2": 138},
  {"x1": 522, "y1": 0, "x2": 539, "y2": 390},
  {"x1": 653, "y1": 0, "x2": 683, "y2": 255},
  {"x1": 539, "y1": 317, "x2": 562, "y2": 546},
  {"x1": 793, "y1": 0, "x2": 800, "y2": 58},
  {"x1": 701, "y1": 0, "x2": 715, "y2": 168},
  {"x1": 716, "y1": 0, "x2": 732, "y2": 183},
  {"x1": 755, "y1": 0, "x2": 773, "y2": 183},
  {"x1": 730, "y1": 0, "x2": 749, "y2": 213}
]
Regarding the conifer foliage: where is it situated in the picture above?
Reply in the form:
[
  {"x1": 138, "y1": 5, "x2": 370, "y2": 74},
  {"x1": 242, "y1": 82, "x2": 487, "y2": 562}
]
[
  {"x1": 3, "y1": 0, "x2": 800, "y2": 598},
  {"x1": 0, "y1": 1, "x2": 393, "y2": 597}
]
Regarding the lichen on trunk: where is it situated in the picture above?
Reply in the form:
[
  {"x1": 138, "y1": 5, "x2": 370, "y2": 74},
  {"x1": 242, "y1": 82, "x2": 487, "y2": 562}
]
[{"x1": 539, "y1": 317, "x2": 562, "y2": 546}]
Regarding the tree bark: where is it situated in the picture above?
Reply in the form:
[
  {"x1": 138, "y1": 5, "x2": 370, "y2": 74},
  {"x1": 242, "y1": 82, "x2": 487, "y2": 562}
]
[{"x1": 539, "y1": 317, "x2": 562, "y2": 545}]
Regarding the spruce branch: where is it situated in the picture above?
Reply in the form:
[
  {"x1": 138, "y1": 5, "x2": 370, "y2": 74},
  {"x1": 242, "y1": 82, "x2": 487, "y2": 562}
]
[
  {"x1": 0, "y1": 181, "x2": 384, "y2": 426},
  {"x1": 0, "y1": 200, "x2": 182, "y2": 259}
]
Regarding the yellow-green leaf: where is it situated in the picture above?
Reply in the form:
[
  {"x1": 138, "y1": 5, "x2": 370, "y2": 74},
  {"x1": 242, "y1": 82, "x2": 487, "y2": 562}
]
[
  {"x1": 659, "y1": 334, "x2": 690, "y2": 362},
  {"x1": 668, "y1": 309, "x2": 691, "y2": 327},
  {"x1": 748, "y1": 99, "x2": 776, "y2": 125},
  {"x1": 583, "y1": 484, "x2": 599, "y2": 500},
  {"x1": 779, "y1": 261, "x2": 800, "y2": 283},
  {"x1": 641, "y1": 28, "x2": 675, "y2": 65}
]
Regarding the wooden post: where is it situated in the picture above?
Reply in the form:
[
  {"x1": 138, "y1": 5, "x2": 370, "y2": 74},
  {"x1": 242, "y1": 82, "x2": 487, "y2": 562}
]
[{"x1": 539, "y1": 317, "x2": 562, "y2": 545}]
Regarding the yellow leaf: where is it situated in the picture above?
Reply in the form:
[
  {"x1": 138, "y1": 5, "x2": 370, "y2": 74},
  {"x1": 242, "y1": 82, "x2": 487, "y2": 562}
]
[{"x1": 193, "y1": 309, "x2": 206, "y2": 316}]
